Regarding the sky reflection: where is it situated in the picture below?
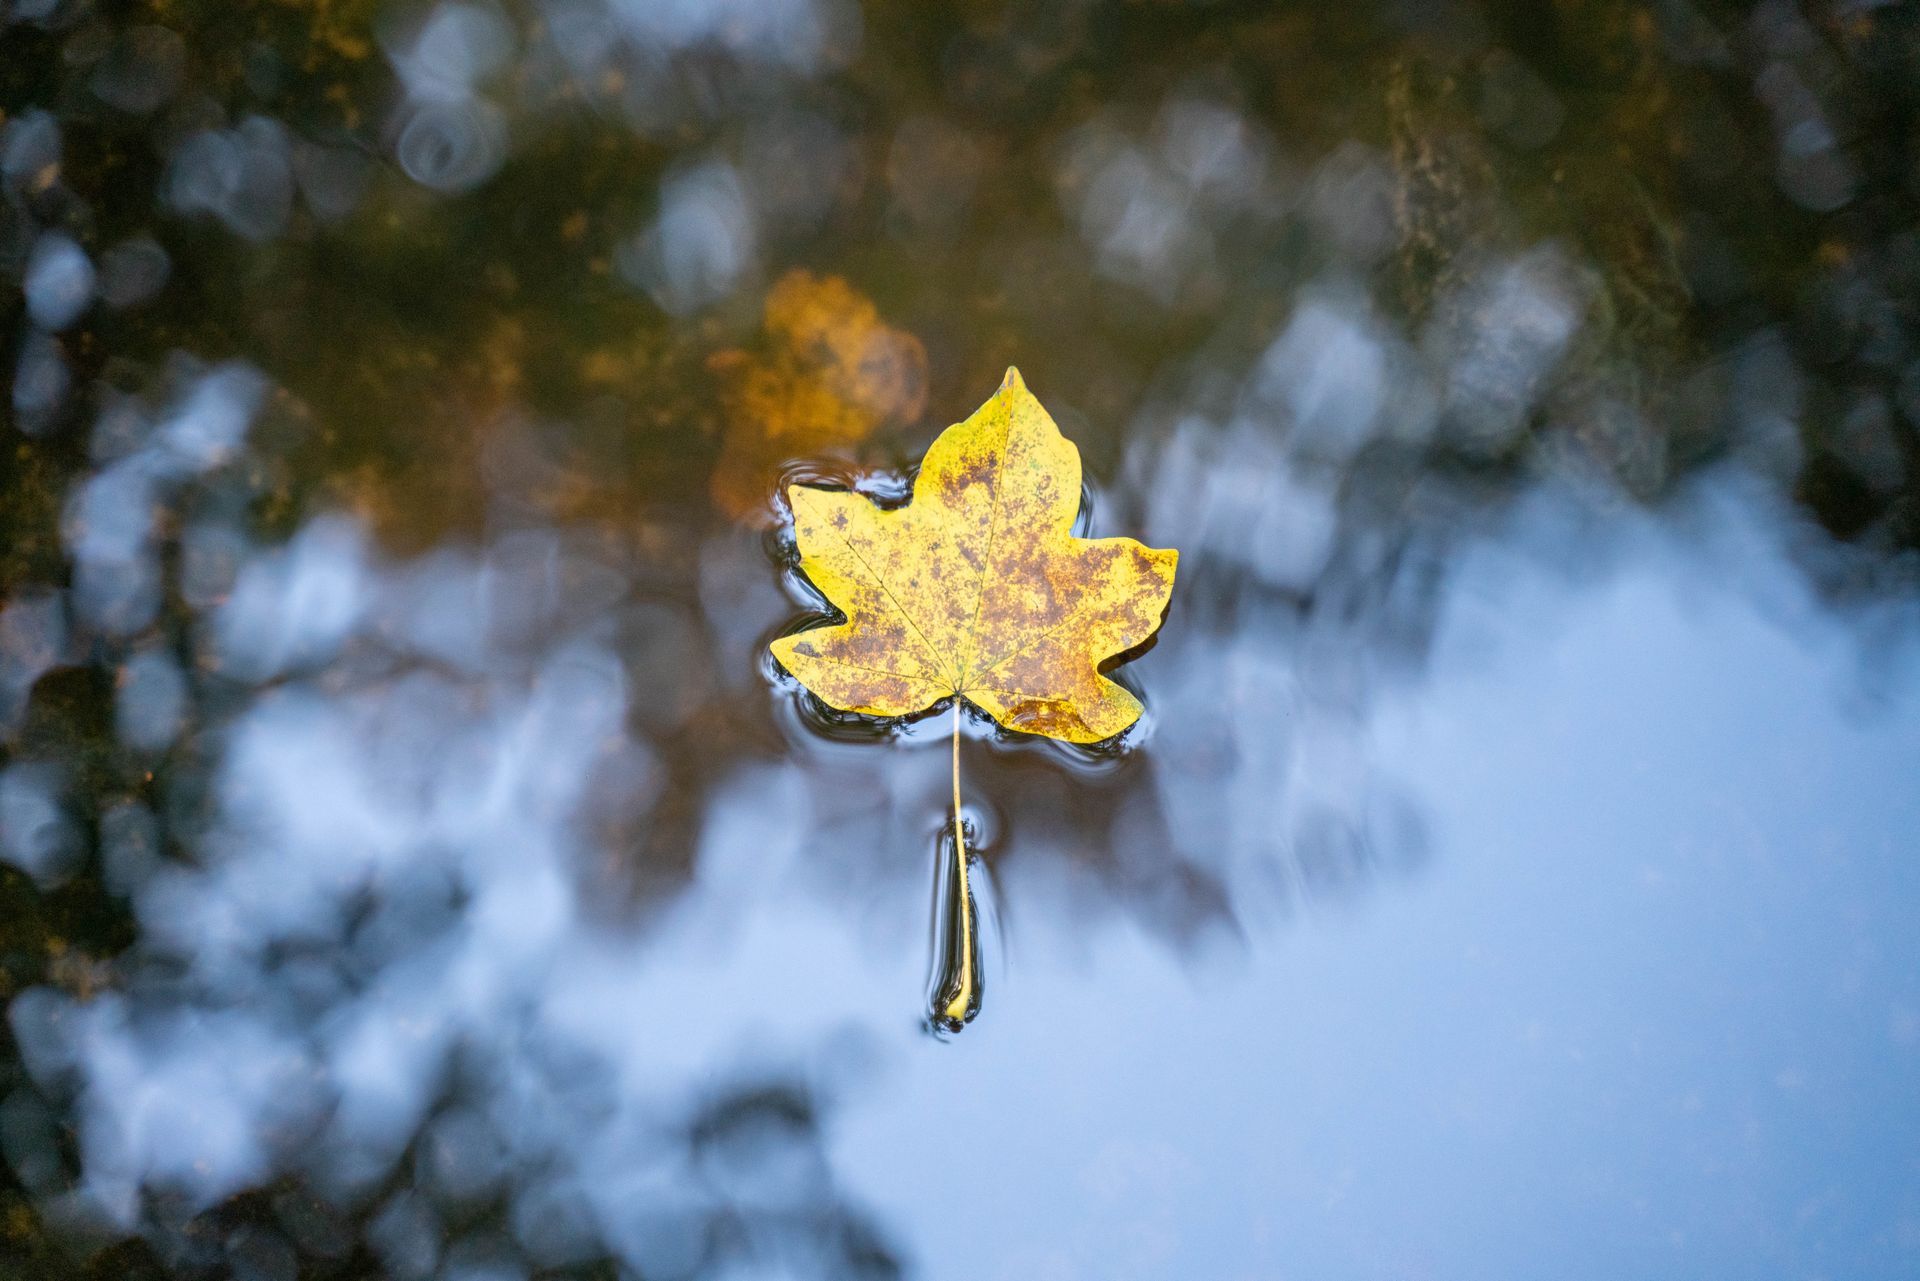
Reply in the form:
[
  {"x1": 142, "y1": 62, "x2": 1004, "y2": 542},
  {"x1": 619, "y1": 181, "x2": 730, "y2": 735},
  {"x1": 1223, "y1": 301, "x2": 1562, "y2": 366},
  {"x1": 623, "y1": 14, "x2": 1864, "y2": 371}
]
[
  {"x1": 5, "y1": 0, "x2": 1920, "y2": 1276},
  {"x1": 8, "y1": 435, "x2": 1916, "y2": 1277}
]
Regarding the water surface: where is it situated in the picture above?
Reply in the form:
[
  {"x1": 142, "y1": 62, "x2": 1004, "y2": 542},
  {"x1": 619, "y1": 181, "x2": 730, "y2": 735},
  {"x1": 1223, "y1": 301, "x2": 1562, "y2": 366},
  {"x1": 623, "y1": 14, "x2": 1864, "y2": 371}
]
[{"x1": 2, "y1": 1, "x2": 1918, "y2": 1278}]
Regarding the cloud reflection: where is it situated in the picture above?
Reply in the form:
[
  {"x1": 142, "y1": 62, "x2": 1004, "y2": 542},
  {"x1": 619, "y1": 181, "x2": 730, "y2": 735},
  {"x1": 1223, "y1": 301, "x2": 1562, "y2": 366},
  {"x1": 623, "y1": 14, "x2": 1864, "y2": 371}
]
[
  {"x1": 620, "y1": 158, "x2": 757, "y2": 314},
  {"x1": 1057, "y1": 96, "x2": 1279, "y2": 306},
  {"x1": 385, "y1": 2, "x2": 514, "y2": 193},
  {"x1": 8, "y1": 417, "x2": 917, "y2": 1274},
  {"x1": 167, "y1": 118, "x2": 296, "y2": 243}
]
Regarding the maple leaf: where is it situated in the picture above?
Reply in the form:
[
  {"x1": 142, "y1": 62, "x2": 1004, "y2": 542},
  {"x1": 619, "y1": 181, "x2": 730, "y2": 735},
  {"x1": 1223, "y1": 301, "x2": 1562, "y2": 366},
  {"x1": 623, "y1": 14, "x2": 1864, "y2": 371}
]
[
  {"x1": 771, "y1": 366, "x2": 1178, "y2": 744},
  {"x1": 770, "y1": 367, "x2": 1178, "y2": 1031}
]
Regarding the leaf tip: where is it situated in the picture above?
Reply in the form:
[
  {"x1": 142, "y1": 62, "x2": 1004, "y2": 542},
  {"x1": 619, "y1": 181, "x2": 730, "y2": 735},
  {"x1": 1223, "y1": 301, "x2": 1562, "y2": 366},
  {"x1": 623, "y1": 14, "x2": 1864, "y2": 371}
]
[{"x1": 1000, "y1": 366, "x2": 1026, "y2": 394}]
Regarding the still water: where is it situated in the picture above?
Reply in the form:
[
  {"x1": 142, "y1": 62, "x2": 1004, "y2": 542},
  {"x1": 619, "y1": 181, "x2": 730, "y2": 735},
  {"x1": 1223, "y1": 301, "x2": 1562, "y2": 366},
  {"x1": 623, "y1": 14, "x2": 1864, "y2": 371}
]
[{"x1": 3, "y1": 1, "x2": 1919, "y2": 1278}]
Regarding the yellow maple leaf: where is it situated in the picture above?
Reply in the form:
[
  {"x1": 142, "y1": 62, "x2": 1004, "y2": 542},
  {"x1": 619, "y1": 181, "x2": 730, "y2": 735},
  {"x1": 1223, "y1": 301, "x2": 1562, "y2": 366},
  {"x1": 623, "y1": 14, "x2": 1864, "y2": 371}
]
[
  {"x1": 772, "y1": 366, "x2": 1177, "y2": 742},
  {"x1": 770, "y1": 367, "x2": 1178, "y2": 1029}
]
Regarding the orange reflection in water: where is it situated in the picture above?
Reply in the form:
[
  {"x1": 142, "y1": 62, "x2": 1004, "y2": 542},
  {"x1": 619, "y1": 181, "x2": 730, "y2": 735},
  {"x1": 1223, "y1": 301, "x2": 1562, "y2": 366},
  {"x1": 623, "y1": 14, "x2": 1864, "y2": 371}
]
[{"x1": 708, "y1": 269, "x2": 928, "y2": 527}]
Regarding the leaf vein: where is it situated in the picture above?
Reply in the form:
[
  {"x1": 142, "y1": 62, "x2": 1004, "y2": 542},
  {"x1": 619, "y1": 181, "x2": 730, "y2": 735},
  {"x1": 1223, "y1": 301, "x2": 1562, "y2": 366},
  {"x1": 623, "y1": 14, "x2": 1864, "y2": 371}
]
[
  {"x1": 957, "y1": 401, "x2": 1014, "y2": 686},
  {"x1": 784, "y1": 648, "x2": 943, "y2": 688},
  {"x1": 824, "y1": 521, "x2": 957, "y2": 686}
]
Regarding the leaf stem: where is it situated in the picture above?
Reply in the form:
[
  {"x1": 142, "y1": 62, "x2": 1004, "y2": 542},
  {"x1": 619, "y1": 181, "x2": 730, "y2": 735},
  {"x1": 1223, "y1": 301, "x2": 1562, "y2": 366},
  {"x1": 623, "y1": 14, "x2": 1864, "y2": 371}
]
[{"x1": 943, "y1": 698, "x2": 974, "y2": 1025}]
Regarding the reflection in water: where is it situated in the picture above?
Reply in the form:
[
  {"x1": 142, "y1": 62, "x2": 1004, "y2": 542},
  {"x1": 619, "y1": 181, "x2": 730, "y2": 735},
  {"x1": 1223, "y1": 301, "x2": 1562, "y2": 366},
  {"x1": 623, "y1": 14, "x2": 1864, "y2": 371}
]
[
  {"x1": 929, "y1": 716, "x2": 982, "y2": 1035},
  {"x1": 4, "y1": 0, "x2": 1920, "y2": 1276},
  {"x1": 710, "y1": 269, "x2": 929, "y2": 527}
]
